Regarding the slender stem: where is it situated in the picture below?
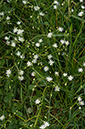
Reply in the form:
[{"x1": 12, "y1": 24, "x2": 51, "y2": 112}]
[{"x1": 67, "y1": 0, "x2": 70, "y2": 16}]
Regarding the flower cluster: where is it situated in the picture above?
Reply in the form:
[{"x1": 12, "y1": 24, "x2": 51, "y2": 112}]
[
  {"x1": 6, "y1": 69, "x2": 11, "y2": 77},
  {"x1": 77, "y1": 96, "x2": 84, "y2": 109},
  {"x1": 18, "y1": 70, "x2": 24, "y2": 81}
]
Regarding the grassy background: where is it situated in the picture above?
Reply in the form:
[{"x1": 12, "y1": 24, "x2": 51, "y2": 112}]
[{"x1": 0, "y1": 0, "x2": 85, "y2": 129}]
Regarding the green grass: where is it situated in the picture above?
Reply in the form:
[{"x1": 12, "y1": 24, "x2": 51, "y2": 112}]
[{"x1": 0, "y1": 0, "x2": 85, "y2": 129}]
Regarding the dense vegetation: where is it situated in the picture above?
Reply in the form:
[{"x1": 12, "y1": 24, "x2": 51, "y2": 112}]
[{"x1": 0, "y1": 0, "x2": 85, "y2": 129}]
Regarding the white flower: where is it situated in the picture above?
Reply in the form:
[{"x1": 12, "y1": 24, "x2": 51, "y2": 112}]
[
  {"x1": 18, "y1": 37, "x2": 24, "y2": 42},
  {"x1": 32, "y1": 59, "x2": 37, "y2": 64},
  {"x1": 44, "y1": 66, "x2": 49, "y2": 71},
  {"x1": 0, "y1": 115, "x2": 5, "y2": 121},
  {"x1": 23, "y1": 0, "x2": 27, "y2": 4},
  {"x1": 79, "y1": 101, "x2": 84, "y2": 106},
  {"x1": 11, "y1": 42, "x2": 16, "y2": 47},
  {"x1": 68, "y1": 75, "x2": 74, "y2": 81},
  {"x1": 13, "y1": 27, "x2": 18, "y2": 33},
  {"x1": 4, "y1": 36, "x2": 9, "y2": 40},
  {"x1": 46, "y1": 77, "x2": 53, "y2": 82},
  {"x1": 0, "y1": 12, "x2": 4, "y2": 16},
  {"x1": 40, "y1": 121, "x2": 50, "y2": 129},
  {"x1": 17, "y1": 21, "x2": 21, "y2": 25},
  {"x1": 30, "y1": 124, "x2": 33, "y2": 127},
  {"x1": 35, "y1": 99, "x2": 40, "y2": 104},
  {"x1": 34, "y1": 6, "x2": 40, "y2": 11},
  {"x1": 78, "y1": 68, "x2": 83, "y2": 72},
  {"x1": 78, "y1": 11, "x2": 84, "y2": 17},
  {"x1": 53, "y1": 43, "x2": 58, "y2": 48},
  {"x1": 6, "y1": 16, "x2": 10, "y2": 20},
  {"x1": 6, "y1": 69, "x2": 11, "y2": 77},
  {"x1": 60, "y1": 39, "x2": 65, "y2": 44},
  {"x1": 53, "y1": 5, "x2": 57, "y2": 9},
  {"x1": 53, "y1": 1, "x2": 60, "y2": 5},
  {"x1": 38, "y1": 39, "x2": 43, "y2": 43},
  {"x1": 30, "y1": 15, "x2": 33, "y2": 18},
  {"x1": 54, "y1": 85, "x2": 60, "y2": 91},
  {"x1": 83, "y1": 62, "x2": 85, "y2": 66},
  {"x1": 16, "y1": 51, "x2": 21, "y2": 56},
  {"x1": 44, "y1": 122, "x2": 50, "y2": 127},
  {"x1": 78, "y1": 97, "x2": 82, "y2": 102},
  {"x1": 58, "y1": 27, "x2": 64, "y2": 32},
  {"x1": 27, "y1": 61, "x2": 32, "y2": 67},
  {"x1": 39, "y1": 12, "x2": 45, "y2": 16},
  {"x1": 20, "y1": 54, "x2": 25, "y2": 59},
  {"x1": 55, "y1": 71, "x2": 59, "y2": 76},
  {"x1": 48, "y1": 54, "x2": 52, "y2": 60},
  {"x1": 65, "y1": 41, "x2": 69, "y2": 45},
  {"x1": 63, "y1": 73, "x2": 67, "y2": 77},
  {"x1": 40, "y1": 124, "x2": 46, "y2": 129},
  {"x1": 79, "y1": 106, "x2": 81, "y2": 109},
  {"x1": 81, "y1": 5, "x2": 85, "y2": 9},
  {"x1": 33, "y1": 54, "x2": 39, "y2": 59},
  {"x1": 80, "y1": 0, "x2": 83, "y2": 2},
  {"x1": 49, "y1": 60, "x2": 54, "y2": 65},
  {"x1": 18, "y1": 76, "x2": 24, "y2": 81},
  {"x1": 35, "y1": 43, "x2": 40, "y2": 47},
  {"x1": 14, "y1": 37, "x2": 17, "y2": 41},
  {"x1": 17, "y1": 29, "x2": 24, "y2": 35},
  {"x1": 31, "y1": 71, "x2": 36, "y2": 77},
  {"x1": 18, "y1": 70, "x2": 24, "y2": 75},
  {"x1": 47, "y1": 32, "x2": 53, "y2": 38},
  {"x1": 71, "y1": 9, "x2": 74, "y2": 12}
]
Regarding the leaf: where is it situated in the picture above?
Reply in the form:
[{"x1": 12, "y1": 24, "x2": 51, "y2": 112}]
[
  {"x1": 0, "y1": 89, "x2": 2, "y2": 95},
  {"x1": 4, "y1": 92, "x2": 14, "y2": 103},
  {"x1": 75, "y1": 84, "x2": 85, "y2": 94},
  {"x1": 71, "y1": 15, "x2": 84, "y2": 22},
  {"x1": 0, "y1": 59, "x2": 5, "y2": 66},
  {"x1": 53, "y1": 34, "x2": 64, "y2": 37}
]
